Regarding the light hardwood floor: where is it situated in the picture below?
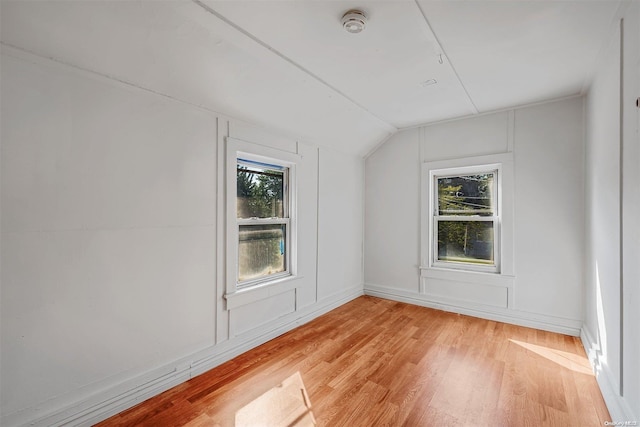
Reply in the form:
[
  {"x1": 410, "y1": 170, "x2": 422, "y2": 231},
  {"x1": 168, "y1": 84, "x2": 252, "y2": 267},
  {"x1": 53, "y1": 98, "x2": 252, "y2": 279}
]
[{"x1": 96, "y1": 296, "x2": 610, "y2": 426}]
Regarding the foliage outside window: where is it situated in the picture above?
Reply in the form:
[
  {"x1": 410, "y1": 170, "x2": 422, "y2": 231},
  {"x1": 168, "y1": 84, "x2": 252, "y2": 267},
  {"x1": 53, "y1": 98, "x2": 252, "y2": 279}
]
[
  {"x1": 236, "y1": 159, "x2": 290, "y2": 287},
  {"x1": 433, "y1": 170, "x2": 499, "y2": 272}
]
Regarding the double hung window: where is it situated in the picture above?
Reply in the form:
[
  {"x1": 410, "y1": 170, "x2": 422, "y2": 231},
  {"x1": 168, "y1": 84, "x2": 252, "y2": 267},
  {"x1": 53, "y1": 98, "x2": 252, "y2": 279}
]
[
  {"x1": 236, "y1": 159, "x2": 290, "y2": 287},
  {"x1": 225, "y1": 137, "x2": 298, "y2": 296},
  {"x1": 431, "y1": 166, "x2": 500, "y2": 273}
]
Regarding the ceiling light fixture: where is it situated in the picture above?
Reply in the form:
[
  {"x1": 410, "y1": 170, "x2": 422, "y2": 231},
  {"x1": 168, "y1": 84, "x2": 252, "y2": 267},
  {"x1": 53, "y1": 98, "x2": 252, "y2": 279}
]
[{"x1": 342, "y1": 10, "x2": 367, "y2": 34}]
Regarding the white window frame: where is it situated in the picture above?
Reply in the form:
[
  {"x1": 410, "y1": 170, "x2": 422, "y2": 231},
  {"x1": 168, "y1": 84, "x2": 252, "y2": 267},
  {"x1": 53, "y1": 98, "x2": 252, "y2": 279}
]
[
  {"x1": 430, "y1": 164, "x2": 501, "y2": 273},
  {"x1": 225, "y1": 137, "x2": 299, "y2": 298},
  {"x1": 421, "y1": 153, "x2": 514, "y2": 277},
  {"x1": 236, "y1": 158, "x2": 291, "y2": 288}
]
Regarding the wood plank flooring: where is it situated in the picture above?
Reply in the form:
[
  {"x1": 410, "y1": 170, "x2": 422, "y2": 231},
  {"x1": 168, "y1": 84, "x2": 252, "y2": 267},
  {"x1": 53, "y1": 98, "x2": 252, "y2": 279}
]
[{"x1": 96, "y1": 296, "x2": 610, "y2": 426}]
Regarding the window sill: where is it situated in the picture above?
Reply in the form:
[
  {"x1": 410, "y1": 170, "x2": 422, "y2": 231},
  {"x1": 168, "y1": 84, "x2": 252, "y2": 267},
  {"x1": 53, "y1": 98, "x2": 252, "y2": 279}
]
[
  {"x1": 431, "y1": 260, "x2": 498, "y2": 274},
  {"x1": 224, "y1": 275, "x2": 302, "y2": 310}
]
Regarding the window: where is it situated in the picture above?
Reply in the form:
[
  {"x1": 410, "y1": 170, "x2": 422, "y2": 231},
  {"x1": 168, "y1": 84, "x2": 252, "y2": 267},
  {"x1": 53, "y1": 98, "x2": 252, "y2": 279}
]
[
  {"x1": 421, "y1": 153, "x2": 514, "y2": 289},
  {"x1": 432, "y1": 169, "x2": 499, "y2": 272},
  {"x1": 225, "y1": 137, "x2": 298, "y2": 296},
  {"x1": 236, "y1": 159, "x2": 290, "y2": 286}
]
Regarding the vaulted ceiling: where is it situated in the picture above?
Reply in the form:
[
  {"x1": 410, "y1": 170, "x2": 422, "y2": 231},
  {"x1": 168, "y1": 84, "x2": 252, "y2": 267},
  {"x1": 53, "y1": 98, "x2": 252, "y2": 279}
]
[{"x1": 0, "y1": 0, "x2": 622, "y2": 155}]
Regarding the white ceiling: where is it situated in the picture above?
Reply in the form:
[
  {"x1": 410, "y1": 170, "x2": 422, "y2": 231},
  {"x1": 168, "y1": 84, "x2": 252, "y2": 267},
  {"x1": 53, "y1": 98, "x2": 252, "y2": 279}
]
[{"x1": 0, "y1": 0, "x2": 621, "y2": 156}]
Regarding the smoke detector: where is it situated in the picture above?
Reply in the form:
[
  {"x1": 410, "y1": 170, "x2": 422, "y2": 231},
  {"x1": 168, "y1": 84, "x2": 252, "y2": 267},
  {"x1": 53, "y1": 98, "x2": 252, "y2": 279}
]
[{"x1": 342, "y1": 10, "x2": 367, "y2": 34}]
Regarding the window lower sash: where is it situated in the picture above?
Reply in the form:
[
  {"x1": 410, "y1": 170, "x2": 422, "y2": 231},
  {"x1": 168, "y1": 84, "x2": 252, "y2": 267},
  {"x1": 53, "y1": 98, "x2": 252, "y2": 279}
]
[
  {"x1": 433, "y1": 216, "x2": 499, "y2": 273},
  {"x1": 237, "y1": 219, "x2": 290, "y2": 288}
]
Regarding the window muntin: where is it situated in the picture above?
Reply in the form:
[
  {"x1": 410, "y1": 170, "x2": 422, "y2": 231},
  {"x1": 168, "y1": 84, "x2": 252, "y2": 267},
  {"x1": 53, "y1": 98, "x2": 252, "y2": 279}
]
[
  {"x1": 236, "y1": 158, "x2": 290, "y2": 288},
  {"x1": 433, "y1": 169, "x2": 499, "y2": 272}
]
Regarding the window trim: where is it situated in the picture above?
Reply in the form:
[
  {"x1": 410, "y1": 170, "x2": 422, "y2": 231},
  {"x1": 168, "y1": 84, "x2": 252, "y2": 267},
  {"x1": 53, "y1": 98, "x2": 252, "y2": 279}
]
[
  {"x1": 225, "y1": 137, "x2": 299, "y2": 299},
  {"x1": 430, "y1": 165, "x2": 501, "y2": 273},
  {"x1": 421, "y1": 153, "x2": 514, "y2": 278}
]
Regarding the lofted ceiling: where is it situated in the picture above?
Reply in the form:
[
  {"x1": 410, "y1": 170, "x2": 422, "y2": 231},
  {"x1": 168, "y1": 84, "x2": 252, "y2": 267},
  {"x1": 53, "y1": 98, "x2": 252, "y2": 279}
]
[{"x1": 0, "y1": 0, "x2": 622, "y2": 156}]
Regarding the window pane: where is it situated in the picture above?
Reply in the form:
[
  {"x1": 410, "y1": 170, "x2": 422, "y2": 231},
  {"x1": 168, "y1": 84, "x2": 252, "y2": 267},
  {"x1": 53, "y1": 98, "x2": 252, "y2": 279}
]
[
  {"x1": 238, "y1": 224, "x2": 286, "y2": 282},
  {"x1": 237, "y1": 160, "x2": 285, "y2": 219},
  {"x1": 437, "y1": 221, "x2": 494, "y2": 265},
  {"x1": 437, "y1": 173, "x2": 494, "y2": 216}
]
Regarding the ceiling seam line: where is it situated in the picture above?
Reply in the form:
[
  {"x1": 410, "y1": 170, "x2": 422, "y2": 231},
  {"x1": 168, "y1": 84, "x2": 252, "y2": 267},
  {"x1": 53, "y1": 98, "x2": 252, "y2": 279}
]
[
  {"x1": 396, "y1": 93, "x2": 584, "y2": 132},
  {"x1": 0, "y1": 42, "x2": 331, "y2": 154},
  {"x1": 192, "y1": 0, "x2": 397, "y2": 133},
  {"x1": 0, "y1": 42, "x2": 225, "y2": 116},
  {"x1": 413, "y1": 0, "x2": 479, "y2": 115}
]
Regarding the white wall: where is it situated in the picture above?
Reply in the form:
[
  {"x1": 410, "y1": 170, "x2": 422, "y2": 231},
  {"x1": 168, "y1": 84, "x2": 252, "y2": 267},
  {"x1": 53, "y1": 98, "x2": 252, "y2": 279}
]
[
  {"x1": 513, "y1": 101, "x2": 585, "y2": 321},
  {"x1": 364, "y1": 129, "x2": 420, "y2": 293},
  {"x1": 583, "y1": 2, "x2": 640, "y2": 421},
  {"x1": 365, "y1": 97, "x2": 585, "y2": 335},
  {"x1": 0, "y1": 47, "x2": 364, "y2": 426},
  {"x1": 621, "y1": 2, "x2": 640, "y2": 420},
  {"x1": 584, "y1": 14, "x2": 622, "y2": 408},
  {"x1": 317, "y1": 148, "x2": 364, "y2": 302},
  {"x1": 1, "y1": 51, "x2": 218, "y2": 420}
]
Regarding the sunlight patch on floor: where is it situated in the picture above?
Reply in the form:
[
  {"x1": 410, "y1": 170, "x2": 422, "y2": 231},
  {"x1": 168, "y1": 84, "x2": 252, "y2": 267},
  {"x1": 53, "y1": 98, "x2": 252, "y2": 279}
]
[
  {"x1": 509, "y1": 339, "x2": 594, "y2": 375},
  {"x1": 235, "y1": 371, "x2": 316, "y2": 427}
]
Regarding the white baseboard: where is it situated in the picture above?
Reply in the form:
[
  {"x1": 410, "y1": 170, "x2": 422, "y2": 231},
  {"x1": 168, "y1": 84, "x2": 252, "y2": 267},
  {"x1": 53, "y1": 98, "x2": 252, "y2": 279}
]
[
  {"x1": 364, "y1": 283, "x2": 582, "y2": 336},
  {"x1": 2, "y1": 286, "x2": 363, "y2": 427},
  {"x1": 580, "y1": 327, "x2": 638, "y2": 423}
]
